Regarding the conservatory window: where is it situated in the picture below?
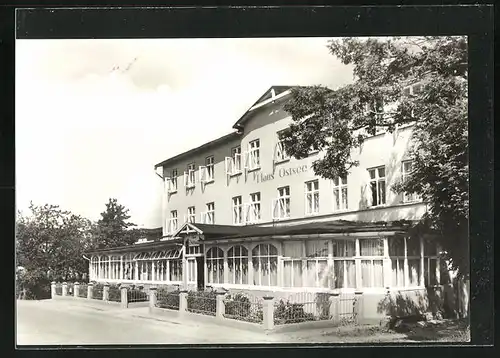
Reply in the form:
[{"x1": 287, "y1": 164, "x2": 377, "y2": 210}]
[
  {"x1": 282, "y1": 241, "x2": 303, "y2": 288},
  {"x1": 359, "y1": 239, "x2": 385, "y2": 288},
  {"x1": 252, "y1": 244, "x2": 278, "y2": 287},
  {"x1": 227, "y1": 245, "x2": 248, "y2": 285},
  {"x1": 304, "y1": 240, "x2": 329, "y2": 288},
  {"x1": 206, "y1": 247, "x2": 224, "y2": 284},
  {"x1": 332, "y1": 240, "x2": 356, "y2": 289}
]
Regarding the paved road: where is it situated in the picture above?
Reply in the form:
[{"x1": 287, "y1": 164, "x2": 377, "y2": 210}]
[{"x1": 16, "y1": 299, "x2": 284, "y2": 345}]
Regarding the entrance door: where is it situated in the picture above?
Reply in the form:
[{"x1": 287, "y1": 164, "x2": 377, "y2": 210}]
[{"x1": 196, "y1": 256, "x2": 205, "y2": 291}]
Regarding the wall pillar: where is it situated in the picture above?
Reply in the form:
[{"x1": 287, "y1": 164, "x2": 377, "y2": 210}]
[
  {"x1": 120, "y1": 285, "x2": 128, "y2": 308},
  {"x1": 179, "y1": 291, "x2": 188, "y2": 312},
  {"x1": 223, "y1": 250, "x2": 229, "y2": 284},
  {"x1": 87, "y1": 283, "x2": 93, "y2": 299},
  {"x1": 354, "y1": 291, "x2": 364, "y2": 325},
  {"x1": 420, "y1": 236, "x2": 425, "y2": 286},
  {"x1": 329, "y1": 293, "x2": 340, "y2": 323},
  {"x1": 149, "y1": 287, "x2": 157, "y2": 308},
  {"x1": 182, "y1": 254, "x2": 188, "y2": 290},
  {"x1": 355, "y1": 239, "x2": 362, "y2": 289},
  {"x1": 74, "y1": 282, "x2": 79, "y2": 297},
  {"x1": 216, "y1": 292, "x2": 225, "y2": 319},
  {"x1": 103, "y1": 283, "x2": 110, "y2": 301},
  {"x1": 62, "y1": 282, "x2": 68, "y2": 297},
  {"x1": 262, "y1": 296, "x2": 275, "y2": 330},
  {"x1": 50, "y1": 281, "x2": 56, "y2": 299}
]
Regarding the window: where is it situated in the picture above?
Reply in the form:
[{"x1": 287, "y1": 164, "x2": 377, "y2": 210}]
[
  {"x1": 274, "y1": 131, "x2": 290, "y2": 162},
  {"x1": 359, "y1": 239, "x2": 384, "y2": 288},
  {"x1": 232, "y1": 196, "x2": 243, "y2": 225},
  {"x1": 187, "y1": 206, "x2": 196, "y2": 224},
  {"x1": 402, "y1": 160, "x2": 419, "y2": 203},
  {"x1": 227, "y1": 245, "x2": 248, "y2": 285},
  {"x1": 168, "y1": 169, "x2": 178, "y2": 193},
  {"x1": 206, "y1": 247, "x2": 224, "y2": 284},
  {"x1": 304, "y1": 240, "x2": 329, "y2": 288},
  {"x1": 168, "y1": 210, "x2": 178, "y2": 234},
  {"x1": 205, "y1": 156, "x2": 214, "y2": 182},
  {"x1": 169, "y1": 260, "x2": 182, "y2": 281},
  {"x1": 246, "y1": 192, "x2": 261, "y2": 224},
  {"x1": 231, "y1": 146, "x2": 242, "y2": 172},
  {"x1": 252, "y1": 244, "x2": 278, "y2": 286},
  {"x1": 185, "y1": 163, "x2": 196, "y2": 188},
  {"x1": 368, "y1": 166, "x2": 386, "y2": 207},
  {"x1": 305, "y1": 180, "x2": 320, "y2": 215},
  {"x1": 187, "y1": 258, "x2": 196, "y2": 283},
  {"x1": 424, "y1": 238, "x2": 439, "y2": 287},
  {"x1": 246, "y1": 139, "x2": 260, "y2": 170},
  {"x1": 282, "y1": 242, "x2": 303, "y2": 288},
  {"x1": 332, "y1": 240, "x2": 356, "y2": 289},
  {"x1": 204, "y1": 202, "x2": 215, "y2": 224},
  {"x1": 273, "y1": 186, "x2": 290, "y2": 220},
  {"x1": 389, "y1": 237, "x2": 405, "y2": 287},
  {"x1": 333, "y1": 176, "x2": 348, "y2": 211},
  {"x1": 226, "y1": 146, "x2": 242, "y2": 176}
]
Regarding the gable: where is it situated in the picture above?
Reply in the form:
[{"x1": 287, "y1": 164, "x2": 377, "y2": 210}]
[{"x1": 232, "y1": 85, "x2": 295, "y2": 130}]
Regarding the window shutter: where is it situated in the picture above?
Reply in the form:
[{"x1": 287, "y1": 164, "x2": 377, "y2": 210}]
[
  {"x1": 199, "y1": 166, "x2": 207, "y2": 183},
  {"x1": 224, "y1": 157, "x2": 231, "y2": 176},
  {"x1": 183, "y1": 172, "x2": 188, "y2": 187},
  {"x1": 243, "y1": 151, "x2": 250, "y2": 170},
  {"x1": 183, "y1": 214, "x2": 187, "y2": 223},
  {"x1": 271, "y1": 199, "x2": 278, "y2": 220}
]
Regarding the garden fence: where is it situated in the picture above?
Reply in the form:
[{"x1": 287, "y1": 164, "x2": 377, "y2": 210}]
[
  {"x1": 186, "y1": 290, "x2": 217, "y2": 316},
  {"x1": 127, "y1": 287, "x2": 149, "y2": 303},
  {"x1": 223, "y1": 292, "x2": 264, "y2": 324},
  {"x1": 55, "y1": 284, "x2": 62, "y2": 296},
  {"x1": 108, "y1": 285, "x2": 122, "y2": 302},
  {"x1": 156, "y1": 287, "x2": 180, "y2": 310},
  {"x1": 78, "y1": 284, "x2": 88, "y2": 298},
  {"x1": 92, "y1": 284, "x2": 104, "y2": 300}
]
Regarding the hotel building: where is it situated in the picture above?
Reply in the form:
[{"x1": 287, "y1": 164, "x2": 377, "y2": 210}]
[{"x1": 86, "y1": 85, "x2": 445, "y2": 321}]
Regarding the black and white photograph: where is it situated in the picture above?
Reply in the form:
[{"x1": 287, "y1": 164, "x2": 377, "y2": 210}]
[{"x1": 12, "y1": 7, "x2": 491, "y2": 348}]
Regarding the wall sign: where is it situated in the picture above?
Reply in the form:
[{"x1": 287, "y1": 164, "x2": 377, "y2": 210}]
[{"x1": 252, "y1": 164, "x2": 310, "y2": 183}]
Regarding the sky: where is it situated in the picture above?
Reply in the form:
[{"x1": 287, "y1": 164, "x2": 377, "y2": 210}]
[{"x1": 16, "y1": 37, "x2": 354, "y2": 228}]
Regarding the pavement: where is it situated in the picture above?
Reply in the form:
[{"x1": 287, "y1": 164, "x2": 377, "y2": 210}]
[{"x1": 16, "y1": 299, "x2": 286, "y2": 345}]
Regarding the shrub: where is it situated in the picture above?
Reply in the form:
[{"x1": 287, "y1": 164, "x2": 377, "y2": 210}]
[
  {"x1": 274, "y1": 300, "x2": 315, "y2": 324},
  {"x1": 187, "y1": 290, "x2": 217, "y2": 315},
  {"x1": 156, "y1": 286, "x2": 180, "y2": 310},
  {"x1": 108, "y1": 284, "x2": 121, "y2": 302},
  {"x1": 127, "y1": 287, "x2": 149, "y2": 302},
  {"x1": 224, "y1": 293, "x2": 263, "y2": 323},
  {"x1": 92, "y1": 283, "x2": 104, "y2": 299}
]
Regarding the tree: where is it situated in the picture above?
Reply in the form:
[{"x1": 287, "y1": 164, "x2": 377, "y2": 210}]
[
  {"x1": 92, "y1": 198, "x2": 140, "y2": 249},
  {"x1": 16, "y1": 203, "x2": 93, "y2": 299},
  {"x1": 281, "y1": 36, "x2": 468, "y2": 277}
]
